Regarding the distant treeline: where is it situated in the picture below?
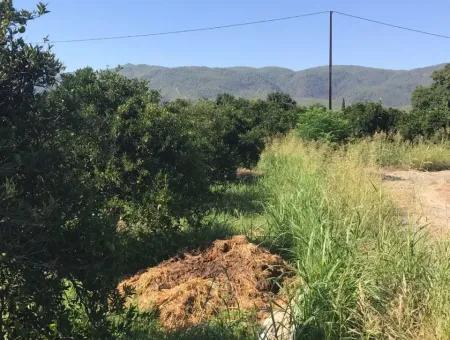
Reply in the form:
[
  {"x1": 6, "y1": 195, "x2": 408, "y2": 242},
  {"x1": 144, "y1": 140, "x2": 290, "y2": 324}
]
[{"x1": 297, "y1": 65, "x2": 450, "y2": 143}]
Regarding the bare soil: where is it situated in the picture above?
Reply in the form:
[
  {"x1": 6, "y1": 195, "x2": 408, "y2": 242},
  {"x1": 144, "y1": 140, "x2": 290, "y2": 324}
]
[
  {"x1": 236, "y1": 167, "x2": 262, "y2": 181},
  {"x1": 382, "y1": 169, "x2": 450, "y2": 235},
  {"x1": 118, "y1": 235, "x2": 293, "y2": 331}
]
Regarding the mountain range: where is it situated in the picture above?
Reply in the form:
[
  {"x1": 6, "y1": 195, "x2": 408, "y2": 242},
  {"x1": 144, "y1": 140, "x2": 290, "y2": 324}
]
[{"x1": 118, "y1": 63, "x2": 447, "y2": 107}]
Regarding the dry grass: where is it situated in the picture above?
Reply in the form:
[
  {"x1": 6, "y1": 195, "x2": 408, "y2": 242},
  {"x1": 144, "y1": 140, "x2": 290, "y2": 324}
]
[
  {"x1": 118, "y1": 235, "x2": 292, "y2": 331},
  {"x1": 253, "y1": 135, "x2": 450, "y2": 339},
  {"x1": 346, "y1": 134, "x2": 450, "y2": 171}
]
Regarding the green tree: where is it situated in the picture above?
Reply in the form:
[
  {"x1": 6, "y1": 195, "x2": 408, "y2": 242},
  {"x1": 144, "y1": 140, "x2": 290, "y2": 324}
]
[
  {"x1": 0, "y1": 2, "x2": 72, "y2": 338},
  {"x1": 267, "y1": 92, "x2": 297, "y2": 110},
  {"x1": 214, "y1": 93, "x2": 299, "y2": 170},
  {"x1": 343, "y1": 102, "x2": 401, "y2": 137},
  {"x1": 402, "y1": 64, "x2": 450, "y2": 139},
  {"x1": 48, "y1": 67, "x2": 210, "y2": 225},
  {"x1": 1, "y1": 4, "x2": 141, "y2": 338},
  {"x1": 165, "y1": 93, "x2": 299, "y2": 180},
  {"x1": 297, "y1": 107, "x2": 351, "y2": 143}
]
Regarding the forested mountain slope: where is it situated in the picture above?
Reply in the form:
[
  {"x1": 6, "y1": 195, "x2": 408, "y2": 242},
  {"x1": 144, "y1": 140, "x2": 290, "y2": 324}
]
[{"x1": 119, "y1": 63, "x2": 446, "y2": 107}]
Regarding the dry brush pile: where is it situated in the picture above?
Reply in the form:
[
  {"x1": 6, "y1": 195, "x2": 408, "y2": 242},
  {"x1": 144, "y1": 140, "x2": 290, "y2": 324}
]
[{"x1": 118, "y1": 235, "x2": 293, "y2": 331}]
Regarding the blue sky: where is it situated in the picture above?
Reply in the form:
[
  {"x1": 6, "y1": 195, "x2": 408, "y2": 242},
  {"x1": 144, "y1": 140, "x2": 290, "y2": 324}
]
[{"x1": 17, "y1": 0, "x2": 450, "y2": 72}]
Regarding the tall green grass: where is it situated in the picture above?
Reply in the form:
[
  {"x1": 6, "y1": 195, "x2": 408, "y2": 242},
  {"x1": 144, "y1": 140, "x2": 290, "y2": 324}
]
[
  {"x1": 255, "y1": 136, "x2": 450, "y2": 339},
  {"x1": 345, "y1": 134, "x2": 450, "y2": 171}
]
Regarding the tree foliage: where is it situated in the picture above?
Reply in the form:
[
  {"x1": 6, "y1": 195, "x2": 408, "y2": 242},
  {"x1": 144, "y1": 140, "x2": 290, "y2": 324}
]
[
  {"x1": 343, "y1": 102, "x2": 401, "y2": 137},
  {"x1": 297, "y1": 107, "x2": 352, "y2": 143},
  {"x1": 165, "y1": 93, "x2": 300, "y2": 179},
  {"x1": 0, "y1": 3, "x2": 299, "y2": 337},
  {"x1": 401, "y1": 64, "x2": 450, "y2": 139},
  {"x1": 0, "y1": 2, "x2": 73, "y2": 338}
]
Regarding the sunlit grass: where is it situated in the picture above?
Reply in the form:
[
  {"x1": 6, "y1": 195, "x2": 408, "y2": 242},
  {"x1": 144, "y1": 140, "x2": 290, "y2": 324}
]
[
  {"x1": 346, "y1": 134, "x2": 450, "y2": 171},
  {"x1": 250, "y1": 136, "x2": 450, "y2": 339}
]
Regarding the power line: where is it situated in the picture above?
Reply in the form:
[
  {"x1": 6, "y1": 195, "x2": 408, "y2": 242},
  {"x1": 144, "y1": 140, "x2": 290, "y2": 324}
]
[
  {"x1": 44, "y1": 11, "x2": 329, "y2": 44},
  {"x1": 335, "y1": 11, "x2": 450, "y2": 39},
  {"x1": 35, "y1": 10, "x2": 450, "y2": 45}
]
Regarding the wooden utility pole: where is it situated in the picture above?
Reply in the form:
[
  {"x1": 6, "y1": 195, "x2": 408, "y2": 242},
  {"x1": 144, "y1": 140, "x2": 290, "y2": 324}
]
[{"x1": 329, "y1": 10, "x2": 333, "y2": 110}]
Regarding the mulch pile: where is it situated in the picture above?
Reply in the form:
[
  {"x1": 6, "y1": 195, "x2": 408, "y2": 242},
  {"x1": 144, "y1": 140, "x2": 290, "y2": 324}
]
[{"x1": 117, "y1": 235, "x2": 292, "y2": 330}]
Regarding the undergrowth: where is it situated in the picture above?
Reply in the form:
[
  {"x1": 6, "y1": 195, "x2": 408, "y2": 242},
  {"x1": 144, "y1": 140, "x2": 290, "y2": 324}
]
[
  {"x1": 253, "y1": 136, "x2": 450, "y2": 339},
  {"x1": 346, "y1": 134, "x2": 450, "y2": 171},
  {"x1": 111, "y1": 136, "x2": 450, "y2": 339},
  {"x1": 112, "y1": 309, "x2": 259, "y2": 340}
]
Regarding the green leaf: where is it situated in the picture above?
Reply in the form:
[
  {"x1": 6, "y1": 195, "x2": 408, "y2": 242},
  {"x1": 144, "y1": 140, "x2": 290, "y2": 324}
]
[{"x1": 37, "y1": 2, "x2": 49, "y2": 15}]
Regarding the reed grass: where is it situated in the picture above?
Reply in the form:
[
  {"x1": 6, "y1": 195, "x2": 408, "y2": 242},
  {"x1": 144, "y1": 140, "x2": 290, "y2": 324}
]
[
  {"x1": 254, "y1": 136, "x2": 450, "y2": 339},
  {"x1": 346, "y1": 134, "x2": 450, "y2": 171}
]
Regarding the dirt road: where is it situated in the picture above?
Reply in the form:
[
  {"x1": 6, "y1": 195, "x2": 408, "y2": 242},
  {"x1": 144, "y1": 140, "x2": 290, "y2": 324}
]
[{"x1": 382, "y1": 169, "x2": 450, "y2": 235}]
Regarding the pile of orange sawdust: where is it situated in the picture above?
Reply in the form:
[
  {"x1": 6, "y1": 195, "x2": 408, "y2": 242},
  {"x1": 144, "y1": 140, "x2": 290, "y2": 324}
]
[{"x1": 117, "y1": 235, "x2": 293, "y2": 331}]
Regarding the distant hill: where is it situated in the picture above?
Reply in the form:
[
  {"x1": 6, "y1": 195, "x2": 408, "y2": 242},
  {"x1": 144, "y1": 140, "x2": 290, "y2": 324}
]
[{"x1": 118, "y1": 63, "x2": 448, "y2": 107}]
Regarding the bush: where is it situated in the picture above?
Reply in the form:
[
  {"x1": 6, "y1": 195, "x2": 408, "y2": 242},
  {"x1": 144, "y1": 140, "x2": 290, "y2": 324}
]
[
  {"x1": 297, "y1": 107, "x2": 351, "y2": 143},
  {"x1": 213, "y1": 93, "x2": 300, "y2": 170},
  {"x1": 343, "y1": 102, "x2": 402, "y2": 137},
  {"x1": 48, "y1": 68, "x2": 211, "y2": 220},
  {"x1": 400, "y1": 107, "x2": 450, "y2": 140},
  {"x1": 0, "y1": 5, "x2": 214, "y2": 333},
  {"x1": 0, "y1": 3, "x2": 79, "y2": 337},
  {"x1": 166, "y1": 93, "x2": 300, "y2": 180},
  {"x1": 400, "y1": 64, "x2": 450, "y2": 140}
]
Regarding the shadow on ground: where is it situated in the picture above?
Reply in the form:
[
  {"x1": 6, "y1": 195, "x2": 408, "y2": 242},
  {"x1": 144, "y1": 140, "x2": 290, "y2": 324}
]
[
  {"x1": 207, "y1": 178, "x2": 266, "y2": 216},
  {"x1": 117, "y1": 177, "x2": 269, "y2": 280}
]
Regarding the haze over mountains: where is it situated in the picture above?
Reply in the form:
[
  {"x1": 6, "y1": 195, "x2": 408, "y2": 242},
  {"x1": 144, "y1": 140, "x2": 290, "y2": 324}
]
[{"x1": 119, "y1": 63, "x2": 447, "y2": 107}]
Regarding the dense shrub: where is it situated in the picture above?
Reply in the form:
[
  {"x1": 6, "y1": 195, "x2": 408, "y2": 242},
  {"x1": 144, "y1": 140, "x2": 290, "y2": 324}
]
[
  {"x1": 343, "y1": 102, "x2": 402, "y2": 136},
  {"x1": 297, "y1": 107, "x2": 351, "y2": 143},
  {"x1": 165, "y1": 93, "x2": 300, "y2": 179},
  {"x1": 47, "y1": 68, "x2": 210, "y2": 223},
  {"x1": 399, "y1": 108, "x2": 449, "y2": 140},
  {"x1": 1, "y1": 4, "x2": 210, "y2": 337},
  {"x1": 213, "y1": 93, "x2": 300, "y2": 170},
  {"x1": 401, "y1": 65, "x2": 450, "y2": 140},
  {"x1": 0, "y1": 3, "x2": 69, "y2": 338}
]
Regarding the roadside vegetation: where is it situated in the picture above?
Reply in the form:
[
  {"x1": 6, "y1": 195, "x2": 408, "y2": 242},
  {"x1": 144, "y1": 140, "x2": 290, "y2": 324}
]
[
  {"x1": 346, "y1": 136, "x2": 450, "y2": 171},
  {"x1": 255, "y1": 137, "x2": 450, "y2": 339},
  {"x1": 1, "y1": 2, "x2": 450, "y2": 339}
]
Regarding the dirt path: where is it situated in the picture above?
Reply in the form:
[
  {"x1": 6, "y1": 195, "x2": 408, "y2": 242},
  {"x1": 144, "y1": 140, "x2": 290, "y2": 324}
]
[{"x1": 382, "y1": 169, "x2": 450, "y2": 235}]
